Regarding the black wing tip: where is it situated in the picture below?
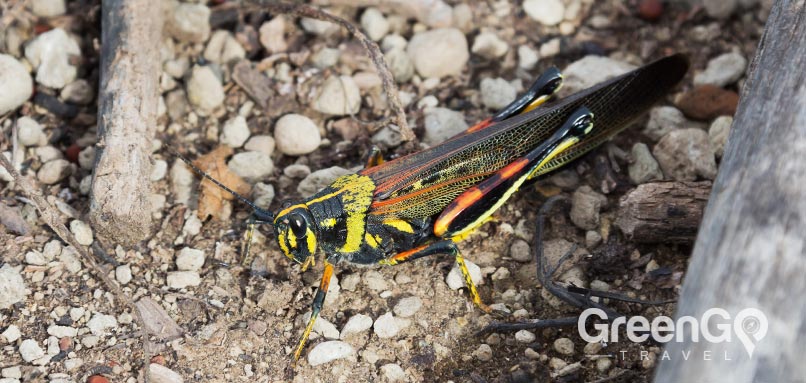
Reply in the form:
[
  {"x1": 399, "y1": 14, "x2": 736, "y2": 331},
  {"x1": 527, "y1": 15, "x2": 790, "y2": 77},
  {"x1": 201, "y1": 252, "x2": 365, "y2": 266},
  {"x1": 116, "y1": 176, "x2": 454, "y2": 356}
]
[{"x1": 655, "y1": 53, "x2": 690, "y2": 83}]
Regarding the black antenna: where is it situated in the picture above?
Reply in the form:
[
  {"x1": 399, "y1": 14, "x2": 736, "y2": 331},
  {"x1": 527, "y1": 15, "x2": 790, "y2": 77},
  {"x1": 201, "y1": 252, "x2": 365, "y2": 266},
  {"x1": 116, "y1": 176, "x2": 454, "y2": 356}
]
[{"x1": 167, "y1": 146, "x2": 275, "y2": 223}]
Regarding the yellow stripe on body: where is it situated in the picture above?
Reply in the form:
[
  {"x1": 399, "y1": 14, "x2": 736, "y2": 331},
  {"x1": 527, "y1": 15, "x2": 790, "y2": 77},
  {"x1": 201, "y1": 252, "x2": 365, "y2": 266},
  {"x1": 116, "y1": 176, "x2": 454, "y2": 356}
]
[{"x1": 383, "y1": 218, "x2": 414, "y2": 233}]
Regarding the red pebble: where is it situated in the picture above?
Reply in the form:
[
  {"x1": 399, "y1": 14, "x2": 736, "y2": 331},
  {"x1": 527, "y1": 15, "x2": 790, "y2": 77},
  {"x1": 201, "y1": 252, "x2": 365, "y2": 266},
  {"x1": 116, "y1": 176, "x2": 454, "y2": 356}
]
[
  {"x1": 150, "y1": 354, "x2": 166, "y2": 365},
  {"x1": 86, "y1": 376, "x2": 109, "y2": 383},
  {"x1": 65, "y1": 144, "x2": 81, "y2": 163},
  {"x1": 58, "y1": 337, "x2": 72, "y2": 351},
  {"x1": 638, "y1": 0, "x2": 664, "y2": 21}
]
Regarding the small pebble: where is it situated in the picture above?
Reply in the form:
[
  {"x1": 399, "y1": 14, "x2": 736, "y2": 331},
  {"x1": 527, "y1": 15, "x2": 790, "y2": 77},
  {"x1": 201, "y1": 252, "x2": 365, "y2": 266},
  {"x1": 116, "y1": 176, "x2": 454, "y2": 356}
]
[
  {"x1": 274, "y1": 114, "x2": 321, "y2": 155},
  {"x1": 24, "y1": 28, "x2": 81, "y2": 89},
  {"x1": 596, "y1": 357, "x2": 612, "y2": 372},
  {"x1": 166, "y1": 271, "x2": 201, "y2": 289},
  {"x1": 19, "y1": 339, "x2": 45, "y2": 362},
  {"x1": 570, "y1": 186, "x2": 607, "y2": 231},
  {"x1": 363, "y1": 270, "x2": 389, "y2": 291},
  {"x1": 393, "y1": 296, "x2": 422, "y2": 318},
  {"x1": 584, "y1": 341, "x2": 603, "y2": 355},
  {"x1": 472, "y1": 344, "x2": 493, "y2": 361},
  {"x1": 644, "y1": 106, "x2": 688, "y2": 141},
  {"x1": 385, "y1": 49, "x2": 414, "y2": 83},
  {"x1": 31, "y1": 0, "x2": 66, "y2": 17},
  {"x1": 1, "y1": 365, "x2": 22, "y2": 379},
  {"x1": 176, "y1": 247, "x2": 205, "y2": 272},
  {"x1": 244, "y1": 135, "x2": 275, "y2": 156},
  {"x1": 313, "y1": 75, "x2": 361, "y2": 116},
  {"x1": 203, "y1": 30, "x2": 245, "y2": 65},
  {"x1": 423, "y1": 107, "x2": 469, "y2": 146},
  {"x1": 186, "y1": 65, "x2": 224, "y2": 115},
  {"x1": 381, "y1": 34, "x2": 407, "y2": 52},
  {"x1": 252, "y1": 182, "x2": 275, "y2": 209},
  {"x1": 86, "y1": 313, "x2": 117, "y2": 336},
  {"x1": 220, "y1": 116, "x2": 250, "y2": 148},
  {"x1": 0, "y1": 55, "x2": 34, "y2": 115},
  {"x1": 628, "y1": 142, "x2": 663, "y2": 184},
  {"x1": 297, "y1": 167, "x2": 351, "y2": 197},
  {"x1": 227, "y1": 151, "x2": 274, "y2": 181},
  {"x1": 59, "y1": 246, "x2": 82, "y2": 274},
  {"x1": 585, "y1": 230, "x2": 603, "y2": 248},
  {"x1": 166, "y1": 2, "x2": 211, "y2": 43},
  {"x1": 2, "y1": 325, "x2": 22, "y2": 342},
  {"x1": 515, "y1": 330, "x2": 536, "y2": 343},
  {"x1": 16, "y1": 117, "x2": 47, "y2": 147},
  {"x1": 653, "y1": 128, "x2": 717, "y2": 181},
  {"x1": 36, "y1": 146, "x2": 63, "y2": 162},
  {"x1": 509, "y1": 239, "x2": 532, "y2": 262},
  {"x1": 523, "y1": 0, "x2": 565, "y2": 26},
  {"x1": 539, "y1": 38, "x2": 561, "y2": 58},
  {"x1": 148, "y1": 363, "x2": 184, "y2": 383},
  {"x1": 407, "y1": 28, "x2": 468, "y2": 78},
  {"x1": 704, "y1": 0, "x2": 737, "y2": 19},
  {"x1": 549, "y1": 357, "x2": 567, "y2": 370},
  {"x1": 694, "y1": 52, "x2": 747, "y2": 87},
  {"x1": 380, "y1": 363, "x2": 406, "y2": 382},
  {"x1": 150, "y1": 159, "x2": 168, "y2": 181},
  {"x1": 676, "y1": 85, "x2": 739, "y2": 121},
  {"x1": 115, "y1": 264, "x2": 132, "y2": 285},
  {"x1": 518, "y1": 45, "x2": 539, "y2": 70},
  {"x1": 259, "y1": 17, "x2": 287, "y2": 54},
  {"x1": 302, "y1": 312, "x2": 340, "y2": 340},
  {"x1": 25, "y1": 251, "x2": 47, "y2": 265},
  {"x1": 311, "y1": 48, "x2": 340, "y2": 69},
  {"x1": 708, "y1": 116, "x2": 733, "y2": 158},
  {"x1": 472, "y1": 31, "x2": 509, "y2": 59},
  {"x1": 445, "y1": 259, "x2": 482, "y2": 290},
  {"x1": 69, "y1": 220, "x2": 93, "y2": 246},
  {"x1": 372, "y1": 125, "x2": 404, "y2": 147},
  {"x1": 373, "y1": 312, "x2": 410, "y2": 338},
  {"x1": 47, "y1": 325, "x2": 77, "y2": 338},
  {"x1": 637, "y1": 0, "x2": 664, "y2": 21},
  {"x1": 480, "y1": 78, "x2": 517, "y2": 110},
  {"x1": 361, "y1": 8, "x2": 389, "y2": 41},
  {"x1": 37, "y1": 159, "x2": 72, "y2": 185},
  {"x1": 340, "y1": 314, "x2": 374, "y2": 339},
  {"x1": 561, "y1": 56, "x2": 636, "y2": 95},
  {"x1": 60, "y1": 79, "x2": 94, "y2": 105},
  {"x1": 300, "y1": 17, "x2": 340, "y2": 37},
  {"x1": 553, "y1": 338, "x2": 574, "y2": 355},
  {"x1": 307, "y1": 341, "x2": 355, "y2": 366}
]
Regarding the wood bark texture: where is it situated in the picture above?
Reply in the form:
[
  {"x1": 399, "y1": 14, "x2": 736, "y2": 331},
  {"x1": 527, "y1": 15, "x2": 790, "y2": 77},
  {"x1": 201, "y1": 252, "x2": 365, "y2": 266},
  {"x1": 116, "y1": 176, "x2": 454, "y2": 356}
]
[
  {"x1": 655, "y1": 1, "x2": 806, "y2": 382},
  {"x1": 615, "y1": 181, "x2": 711, "y2": 244},
  {"x1": 90, "y1": 0, "x2": 163, "y2": 245}
]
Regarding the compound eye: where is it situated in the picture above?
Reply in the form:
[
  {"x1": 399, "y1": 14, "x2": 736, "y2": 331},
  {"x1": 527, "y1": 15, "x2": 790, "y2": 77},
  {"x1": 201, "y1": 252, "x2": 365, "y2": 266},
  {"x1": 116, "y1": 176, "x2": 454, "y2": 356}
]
[{"x1": 289, "y1": 214, "x2": 307, "y2": 238}]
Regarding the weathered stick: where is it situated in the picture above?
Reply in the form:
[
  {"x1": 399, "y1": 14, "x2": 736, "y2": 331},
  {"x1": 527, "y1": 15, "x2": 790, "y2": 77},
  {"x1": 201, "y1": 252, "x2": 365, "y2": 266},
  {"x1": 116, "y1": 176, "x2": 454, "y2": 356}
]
[
  {"x1": 90, "y1": 0, "x2": 163, "y2": 245},
  {"x1": 655, "y1": 1, "x2": 806, "y2": 381},
  {"x1": 614, "y1": 181, "x2": 711, "y2": 244}
]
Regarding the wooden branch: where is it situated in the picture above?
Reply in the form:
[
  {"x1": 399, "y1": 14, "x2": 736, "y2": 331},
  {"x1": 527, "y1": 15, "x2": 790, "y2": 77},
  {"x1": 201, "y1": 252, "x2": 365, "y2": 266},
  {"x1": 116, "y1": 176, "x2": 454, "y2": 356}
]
[
  {"x1": 655, "y1": 1, "x2": 806, "y2": 381},
  {"x1": 90, "y1": 0, "x2": 163, "y2": 245},
  {"x1": 615, "y1": 181, "x2": 711, "y2": 244}
]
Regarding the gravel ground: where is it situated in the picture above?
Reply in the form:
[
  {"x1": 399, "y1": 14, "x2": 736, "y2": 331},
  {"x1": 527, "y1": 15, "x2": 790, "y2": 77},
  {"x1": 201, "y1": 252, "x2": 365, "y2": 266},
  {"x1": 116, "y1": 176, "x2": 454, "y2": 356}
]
[{"x1": 0, "y1": 0, "x2": 769, "y2": 382}]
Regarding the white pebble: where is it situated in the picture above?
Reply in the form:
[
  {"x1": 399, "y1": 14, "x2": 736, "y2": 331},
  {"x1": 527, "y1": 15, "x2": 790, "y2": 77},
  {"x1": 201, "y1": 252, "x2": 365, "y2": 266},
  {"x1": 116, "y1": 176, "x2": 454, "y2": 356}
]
[
  {"x1": 2, "y1": 325, "x2": 22, "y2": 343},
  {"x1": 393, "y1": 296, "x2": 422, "y2": 318},
  {"x1": 1, "y1": 365, "x2": 22, "y2": 378},
  {"x1": 253, "y1": 182, "x2": 275, "y2": 209},
  {"x1": 562, "y1": 56, "x2": 636, "y2": 95},
  {"x1": 166, "y1": 2, "x2": 211, "y2": 43},
  {"x1": 0, "y1": 265, "x2": 27, "y2": 310},
  {"x1": 47, "y1": 325, "x2": 77, "y2": 338},
  {"x1": 25, "y1": 251, "x2": 47, "y2": 266},
  {"x1": 518, "y1": 45, "x2": 539, "y2": 70},
  {"x1": 472, "y1": 31, "x2": 509, "y2": 59},
  {"x1": 480, "y1": 77, "x2": 517, "y2": 110},
  {"x1": 227, "y1": 151, "x2": 274, "y2": 181},
  {"x1": 166, "y1": 271, "x2": 201, "y2": 289},
  {"x1": 445, "y1": 259, "x2": 483, "y2": 290},
  {"x1": 709, "y1": 116, "x2": 733, "y2": 158},
  {"x1": 313, "y1": 76, "x2": 362, "y2": 116},
  {"x1": 59, "y1": 246, "x2": 82, "y2": 274},
  {"x1": 19, "y1": 339, "x2": 45, "y2": 362},
  {"x1": 515, "y1": 329, "x2": 536, "y2": 343},
  {"x1": 361, "y1": 8, "x2": 389, "y2": 41},
  {"x1": 297, "y1": 167, "x2": 351, "y2": 197},
  {"x1": 69, "y1": 220, "x2": 93, "y2": 246},
  {"x1": 274, "y1": 114, "x2": 321, "y2": 155},
  {"x1": 60, "y1": 79, "x2": 94, "y2": 104},
  {"x1": 150, "y1": 159, "x2": 168, "y2": 181},
  {"x1": 148, "y1": 363, "x2": 184, "y2": 383},
  {"x1": 0, "y1": 54, "x2": 34, "y2": 115},
  {"x1": 86, "y1": 313, "x2": 117, "y2": 336},
  {"x1": 554, "y1": 337, "x2": 575, "y2": 355},
  {"x1": 16, "y1": 117, "x2": 46, "y2": 147},
  {"x1": 244, "y1": 135, "x2": 275, "y2": 156},
  {"x1": 78, "y1": 146, "x2": 96, "y2": 170},
  {"x1": 115, "y1": 264, "x2": 132, "y2": 285},
  {"x1": 407, "y1": 28, "x2": 469, "y2": 78},
  {"x1": 380, "y1": 363, "x2": 407, "y2": 382},
  {"x1": 523, "y1": 0, "x2": 565, "y2": 26},
  {"x1": 694, "y1": 52, "x2": 747, "y2": 87},
  {"x1": 186, "y1": 65, "x2": 224, "y2": 116},
  {"x1": 31, "y1": 0, "x2": 66, "y2": 17},
  {"x1": 37, "y1": 159, "x2": 72, "y2": 185},
  {"x1": 423, "y1": 107, "x2": 468, "y2": 146},
  {"x1": 176, "y1": 247, "x2": 205, "y2": 271},
  {"x1": 24, "y1": 28, "x2": 81, "y2": 89},
  {"x1": 259, "y1": 17, "x2": 287, "y2": 54},
  {"x1": 373, "y1": 312, "x2": 410, "y2": 338},
  {"x1": 307, "y1": 341, "x2": 355, "y2": 366},
  {"x1": 340, "y1": 314, "x2": 374, "y2": 339},
  {"x1": 203, "y1": 30, "x2": 245, "y2": 65},
  {"x1": 220, "y1": 116, "x2": 250, "y2": 148}
]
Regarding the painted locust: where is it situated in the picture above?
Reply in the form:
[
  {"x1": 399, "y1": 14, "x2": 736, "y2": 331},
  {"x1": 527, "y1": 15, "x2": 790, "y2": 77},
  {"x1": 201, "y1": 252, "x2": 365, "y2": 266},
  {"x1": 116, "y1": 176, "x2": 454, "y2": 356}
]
[{"x1": 178, "y1": 53, "x2": 688, "y2": 363}]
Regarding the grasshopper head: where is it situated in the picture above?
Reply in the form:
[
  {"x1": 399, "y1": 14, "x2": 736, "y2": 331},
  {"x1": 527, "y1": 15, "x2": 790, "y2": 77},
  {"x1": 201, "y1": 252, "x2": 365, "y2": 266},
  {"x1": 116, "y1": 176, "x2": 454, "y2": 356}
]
[{"x1": 273, "y1": 204, "x2": 318, "y2": 269}]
